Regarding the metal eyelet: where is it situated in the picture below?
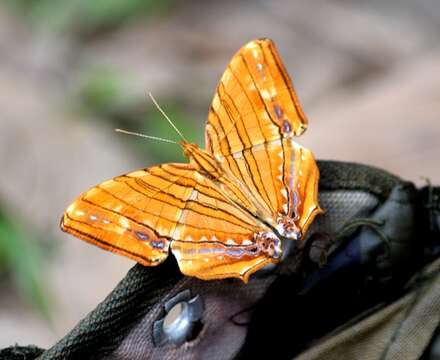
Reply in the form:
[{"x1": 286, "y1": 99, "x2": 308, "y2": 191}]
[{"x1": 153, "y1": 289, "x2": 204, "y2": 347}]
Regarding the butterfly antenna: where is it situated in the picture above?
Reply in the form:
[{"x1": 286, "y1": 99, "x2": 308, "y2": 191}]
[
  {"x1": 115, "y1": 129, "x2": 178, "y2": 145},
  {"x1": 148, "y1": 92, "x2": 189, "y2": 143}
]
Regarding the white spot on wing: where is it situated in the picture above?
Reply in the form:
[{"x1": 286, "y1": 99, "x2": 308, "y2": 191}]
[
  {"x1": 173, "y1": 227, "x2": 181, "y2": 239},
  {"x1": 75, "y1": 210, "x2": 85, "y2": 216},
  {"x1": 119, "y1": 217, "x2": 130, "y2": 228},
  {"x1": 189, "y1": 190, "x2": 198, "y2": 201},
  {"x1": 115, "y1": 227, "x2": 124, "y2": 235},
  {"x1": 90, "y1": 215, "x2": 98, "y2": 221},
  {"x1": 233, "y1": 151, "x2": 244, "y2": 159},
  {"x1": 261, "y1": 89, "x2": 270, "y2": 99},
  {"x1": 226, "y1": 239, "x2": 237, "y2": 245},
  {"x1": 242, "y1": 240, "x2": 253, "y2": 245},
  {"x1": 252, "y1": 143, "x2": 264, "y2": 152},
  {"x1": 281, "y1": 189, "x2": 288, "y2": 199},
  {"x1": 196, "y1": 172, "x2": 207, "y2": 182},
  {"x1": 268, "y1": 139, "x2": 282, "y2": 148}
]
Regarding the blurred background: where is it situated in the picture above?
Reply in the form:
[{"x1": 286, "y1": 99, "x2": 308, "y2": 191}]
[{"x1": 0, "y1": 0, "x2": 439, "y2": 349}]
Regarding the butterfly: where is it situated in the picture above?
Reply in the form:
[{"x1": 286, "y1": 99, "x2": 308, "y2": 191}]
[{"x1": 61, "y1": 38, "x2": 322, "y2": 282}]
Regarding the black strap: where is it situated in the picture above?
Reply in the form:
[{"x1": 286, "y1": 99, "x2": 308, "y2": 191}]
[{"x1": 419, "y1": 185, "x2": 440, "y2": 259}]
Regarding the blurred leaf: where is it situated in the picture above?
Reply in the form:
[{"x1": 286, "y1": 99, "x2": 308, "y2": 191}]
[
  {"x1": 0, "y1": 206, "x2": 51, "y2": 320},
  {"x1": 135, "y1": 103, "x2": 204, "y2": 164},
  {"x1": 77, "y1": 66, "x2": 203, "y2": 163},
  {"x1": 79, "y1": 67, "x2": 132, "y2": 117},
  {"x1": 5, "y1": 0, "x2": 174, "y2": 36}
]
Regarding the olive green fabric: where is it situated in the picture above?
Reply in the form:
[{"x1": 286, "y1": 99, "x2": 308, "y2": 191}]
[{"x1": 293, "y1": 258, "x2": 440, "y2": 360}]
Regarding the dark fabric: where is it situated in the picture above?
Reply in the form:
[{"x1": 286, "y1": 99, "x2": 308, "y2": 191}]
[
  {"x1": 0, "y1": 345, "x2": 44, "y2": 359},
  {"x1": 109, "y1": 274, "x2": 277, "y2": 360},
  {"x1": 293, "y1": 258, "x2": 440, "y2": 360},
  {"x1": 419, "y1": 185, "x2": 440, "y2": 260},
  {"x1": 2, "y1": 160, "x2": 437, "y2": 359},
  {"x1": 236, "y1": 174, "x2": 428, "y2": 359},
  {"x1": 40, "y1": 258, "x2": 182, "y2": 359},
  {"x1": 317, "y1": 160, "x2": 403, "y2": 200}
]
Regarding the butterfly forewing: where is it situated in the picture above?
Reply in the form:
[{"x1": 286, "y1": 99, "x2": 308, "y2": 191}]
[
  {"x1": 61, "y1": 164, "x2": 196, "y2": 266},
  {"x1": 205, "y1": 38, "x2": 321, "y2": 232},
  {"x1": 205, "y1": 38, "x2": 307, "y2": 157}
]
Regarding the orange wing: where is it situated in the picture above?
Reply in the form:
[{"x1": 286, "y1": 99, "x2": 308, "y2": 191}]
[
  {"x1": 205, "y1": 38, "x2": 307, "y2": 157},
  {"x1": 61, "y1": 38, "x2": 321, "y2": 282},
  {"x1": 205, "y1": 38, "x2": 321, "y2": 236},
  {"x1": 61, "y1": 163, "x2": 277, "y2": 281}
]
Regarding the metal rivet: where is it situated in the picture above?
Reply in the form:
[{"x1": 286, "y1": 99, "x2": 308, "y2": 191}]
[{"x1": 153, "y1": 290, "x2": 204, "y2": 347}]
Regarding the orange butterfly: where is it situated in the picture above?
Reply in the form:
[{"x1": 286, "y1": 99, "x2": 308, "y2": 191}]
[{"x1": 61, "y1": 39, "x2": 322, "y2": 282}]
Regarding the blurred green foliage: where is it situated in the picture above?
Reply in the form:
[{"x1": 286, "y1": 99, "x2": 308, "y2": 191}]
[
  {"x1": 136, "y1": 104, "x2": 204, "y2": 164},
  {"x1": 6, "y1": 0, "x2": 174, "y2": 36},
  {"x1": 78, "y1": 66, "x2": 203, "y2": 164},
  {"x1": 0, "y1": 205, "x2": 50, "y2": 319},
  {"x1": 79, "y1": 67, "x2": 133, "y2": 118}
]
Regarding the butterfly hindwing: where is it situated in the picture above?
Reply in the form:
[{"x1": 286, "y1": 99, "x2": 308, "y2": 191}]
[{"x1": 61, "y1": 163, "x2": 278, "y2": 280}]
